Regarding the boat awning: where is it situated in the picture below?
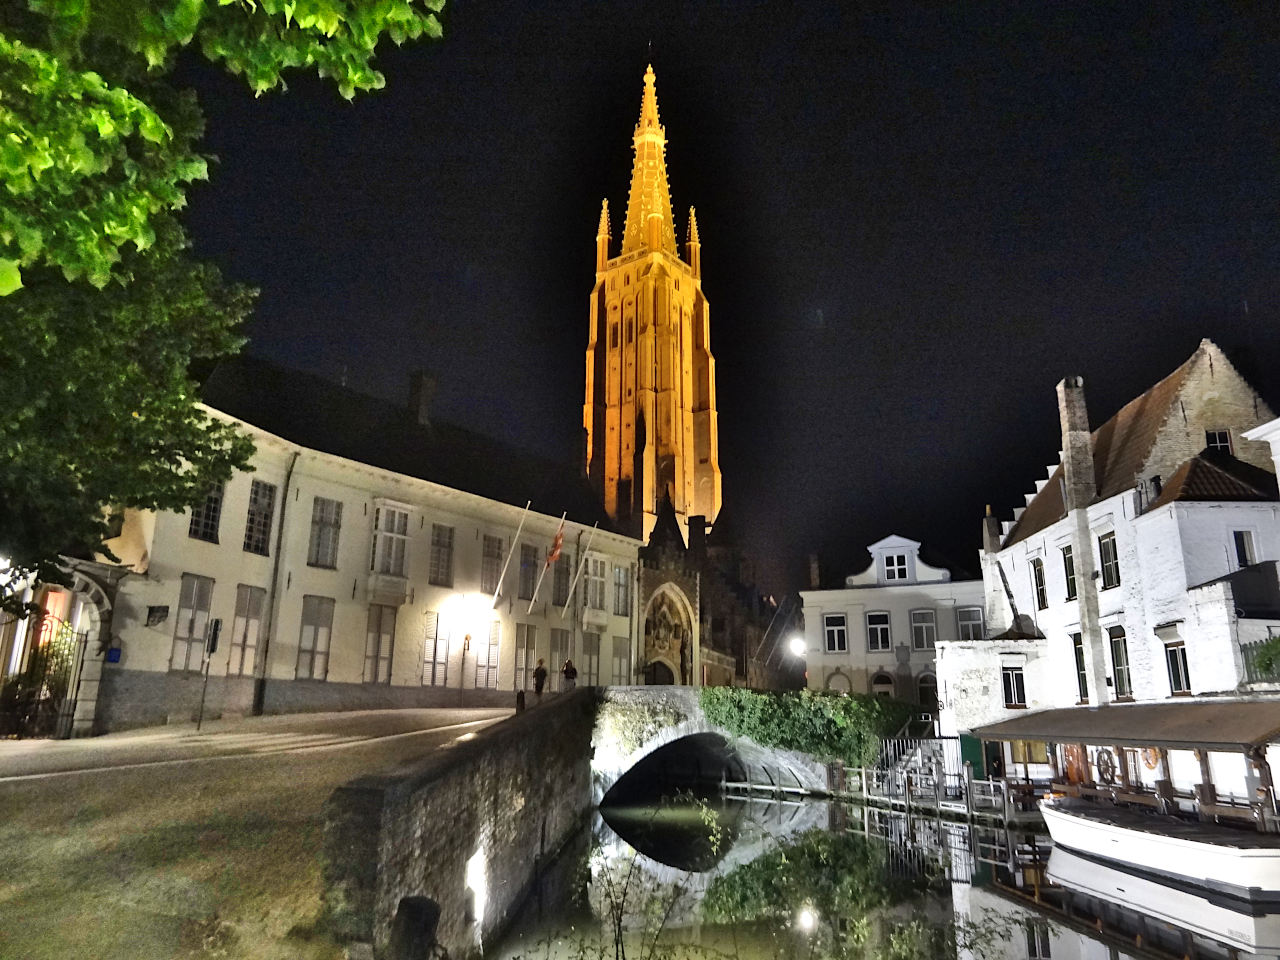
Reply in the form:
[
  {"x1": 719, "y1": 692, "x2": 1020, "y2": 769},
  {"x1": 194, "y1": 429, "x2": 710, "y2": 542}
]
[{"x1": 971, "y1": 700, "x2": 1280, "y2": 752}]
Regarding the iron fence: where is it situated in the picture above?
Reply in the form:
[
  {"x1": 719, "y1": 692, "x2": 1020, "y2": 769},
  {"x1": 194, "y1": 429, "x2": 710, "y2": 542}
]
[{"x1": 0, "y1": 615, "x2": 88, "y2": 738}]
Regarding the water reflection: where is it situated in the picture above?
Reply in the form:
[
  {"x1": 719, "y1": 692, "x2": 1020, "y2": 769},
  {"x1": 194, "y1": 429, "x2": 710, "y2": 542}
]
[{"x1": 494, "y1": 795, "x2": 1280, "y2": 960}]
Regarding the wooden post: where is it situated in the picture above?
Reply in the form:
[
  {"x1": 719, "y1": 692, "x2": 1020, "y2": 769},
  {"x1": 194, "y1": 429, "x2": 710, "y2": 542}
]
[
  {"x1": 1047, "y1": 743, "x2": 1060, "y2": 784},
  {"x1": 964, "y1": 761, "x2": 975, "y2": 822},
  {"x1": 1155, "y1": 747, "x2": 1175, "y2": 814},
  {"x1": 1194, "y1": 748, "x2": 1217, "y2": 822}
]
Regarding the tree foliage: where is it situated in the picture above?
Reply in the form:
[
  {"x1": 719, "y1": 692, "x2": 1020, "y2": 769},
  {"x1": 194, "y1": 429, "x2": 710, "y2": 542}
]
[{"x1": 699, "y1": 687, "x2": 915, "y2": 767}]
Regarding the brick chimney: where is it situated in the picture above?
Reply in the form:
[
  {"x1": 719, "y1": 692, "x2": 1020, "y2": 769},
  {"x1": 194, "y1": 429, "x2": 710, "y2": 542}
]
[
  {"x1": 1057, "y1": 376, "x2": 1096, "y2": 510},
  {"x1": 981, "y1": 504, "x2": 1001, "y2": 554},
  {"x1": 409, "y1": 371, "x2": 436, "y2": 428},
  {"x1": 808, "y1": 553, "x2": 820, "y2": 589}
]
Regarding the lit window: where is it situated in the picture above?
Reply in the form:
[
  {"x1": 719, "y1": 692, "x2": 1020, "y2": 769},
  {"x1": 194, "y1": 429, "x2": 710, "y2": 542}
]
[
  {"x1": 371, "y1": 506, "x2": 409, "y2": 577},
  {"x1": 242, "y1": 480, "x2": 276, "y2": 556},
  {"x1": 363, "y1": 604, "x2": 396, "y2": 684},
  {"x1": 883, "y1": 554, "x2": 908, "y2": 580},
  {"x1": 1001, "y1": 665, "x2": 1026, "y2": 708},
  {"x1": 228, "y1": 584, "x2": 265, "y2": 677},
  {"x1": 1062, "y1": 545, "x2": 1076, "y2": 601},
  {"x1": 1166, "y1": 641, "x2": 1191, "y2": 695},
  {"x1": 1234, "y1": 530, "x2": 1256, "y2": 569},
  {"x1": 1098, "y1": 532, "x2": 1120, "y2": 589},
  {"x1": 823, "y1": 614, "x2": 848, "y2": 653},
  {"x1": 910, "y1": 609, "x2": 936, "y2": 650},
  {"x1": 1109, "y1": 626, "x2": 1132, "y2": 698},
  {"x1": 296, "y1": 596, "x2": 334, "y2": 680},
  {"x1": 1031, "y1": 558, "x2": 1047, "y2": 610},
  {"x1": 480, "y1": 535, "x2": 503, "y2": 594},
  {"x1": 866, "y1": 612, "x2": 891, "y2": 652},
  {"x1": 188, "y1": 485, "x2": 224, "y2": 543},
  {"x1": 429, "y1": 523, "x2": 454, "y2": 587},
  {"x1": 171, "y1": 573, "x2": 214, "y2": 672},
  {"x1": 308, "y1": 497, "x2": 342, "y2": 568},
  {"x1": 957, "y1": 607, "x2": 984, "y2": 640},
  {"x1": 1205, "y1": 429, "x2": 1232, "y2": 453}
]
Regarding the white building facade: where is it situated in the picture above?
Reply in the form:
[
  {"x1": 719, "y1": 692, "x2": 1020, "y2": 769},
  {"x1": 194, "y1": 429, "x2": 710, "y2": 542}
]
[
  {"x1": 800, "y1": 535, "x2": 984, "y2": 710},
  {"x1": 937, "y1": 340, "x2": 1279, "y2": 777}
]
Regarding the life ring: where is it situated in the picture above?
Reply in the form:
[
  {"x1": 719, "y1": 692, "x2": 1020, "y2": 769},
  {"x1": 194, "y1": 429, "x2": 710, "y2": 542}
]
[
  {"x1": 1095, "y1": 749, "x2": 1116, "y2": 785},
  {"x1": 1141, "y1": 747, "x2": 1160, "y2": 770}
]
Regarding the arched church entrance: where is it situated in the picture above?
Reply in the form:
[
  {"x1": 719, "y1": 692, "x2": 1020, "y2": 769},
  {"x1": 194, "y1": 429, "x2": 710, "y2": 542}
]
[
  {"x1": 643, "y1": 661, "x2": 675, "y2": 685},
  {"x1": 642, "y1": 585, "x2": 695, "y2": 686}
]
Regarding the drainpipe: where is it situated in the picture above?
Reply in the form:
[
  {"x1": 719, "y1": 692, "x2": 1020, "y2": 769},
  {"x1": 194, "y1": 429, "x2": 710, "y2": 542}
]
[
  {"x1": 1057, "y1": 378, "x2": 1111, "y2": 706},
  {"x1": 254, "y1": 450, "x2": 300, "y2": 715}
]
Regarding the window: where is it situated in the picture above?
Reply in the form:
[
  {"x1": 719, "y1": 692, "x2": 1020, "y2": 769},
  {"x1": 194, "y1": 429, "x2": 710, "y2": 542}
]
[
  {"x1": 585, "y1": 558, "x2": 607, "y2": 610},
  {"x1": 1001, "y1": 665, "x2": 1027, "y2": 708},
  {"x1": 515, "y1": 623, "x2": 535, "y2": 690},
  {"x1": 474, "y1": 621, "x2": 499, "y2": 689},
  {"x1": 242, "y1": 480, "x2": 276, "y2": 555},
  {"x1": 517, "y1": 544, "x2": 539, "y2": 600},
  {"x1": 550, "y1": 628, "x2": 572, "y2": 690},
  {"x1": 581, "y1": 632, "x2": 600, "y2": 685},
  {"x1": 1166, "y1": 641, "x2": 1191, "y2": 695},
  {"x1": 422, "y1": 611, "x2": 447, "y2": 687},
  {"x1": 228, "y1": 584, "x2": 265, "y2": 677},
  {"x1": 1071, "y1": 633, "x2": 1088, "y2": 703},
  {"x1": 429, "y1": 523, "x2": 454, "y2": 587},
  {"x1": 1009, "y1": 740, "x2": 1048, "y2": 764},
  {"x1": 1025, "y1": 921, "x2": 1051, "y2": 960},
  {"x1": 866, "y1": 612, "x2": 891, "y2": 652},
  {"x1": 363, "y1": 604, "x2": 396, "y2": 683},
  {"x1": 917, "y1": 674, "x2": 938, "y2": 712},
  {"x1": 1234, "y1": 530, "x2": 1256, "y2": 569},
  {"x1": 188, "y1": 485, "x2": 224, "y2": 543},
  {"x1": 480, "y1": 535, "x2": 504, "y2": 594},
  {"x1": 171, "y1": 573, "x2": 214, "y2": 672},
  {"x1": 1061, "y1": 545, "x2": 1077, "y2": 601},
  {"x1": 371, "y1": 506, "x2": 408, "y2": 577},
  {"x1": 1205, "y1": 429, "x2": 1232, "y2": 453},
  {"x1": 552, "y1": 554, "x2": 572, "y2": 607},
  {"x1": 1098, "y1": 532, "x2": 1120, "y2": 589},
  {"x1": 308, "y1": 497, "x2": 342, "y2": 568},
  {"x1": 957, "y1": 607, "x2": 984, "y2": 640},
  {"x1": 613, "y1": 565, "x2": 631, "y2": 616},
  {"x1": 910, "y1": 609, "x2": 936, "y2": 650},
  {"x1": 883, "y1": 554, "x2": 907, "y2": 580},
  {"x1": 296, "y1": 596, "x2": 334, "y2": 680},
  {"x1": 611, "y1": 636, "x2": 631, "y2": 684},
  {"x1": 1030, "y1": 558, "x2": 1047, "y2": 610},
  {"x1": 823, "y1": 613, "x2": 847, "y2": 653},
  {"x1": 1108, "y1": 625, "x2": 1132, "y2": 698},
  {"x1": 610, "y1": 323, "x2": 619, "y2": 348},
  {"x1": 871, "y1": 672, "x2": 895, "y2": 697}
]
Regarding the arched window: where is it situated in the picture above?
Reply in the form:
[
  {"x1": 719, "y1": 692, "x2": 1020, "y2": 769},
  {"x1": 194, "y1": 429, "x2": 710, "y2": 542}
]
[
  {"x1": 825, "y1": 671, "x2": 851, "y2": 694},
  {"x1": 871, "y1": 672, "x2": 895, "y2": 698},
  {"x1": 917, "y1": 674, "x2": 938, "y2": 713}
]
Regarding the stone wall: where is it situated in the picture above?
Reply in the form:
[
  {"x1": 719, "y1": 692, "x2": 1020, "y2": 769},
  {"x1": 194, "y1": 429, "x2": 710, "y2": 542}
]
[{"x1": 323, "y1": 688, "x2": 600, "y2": 957}]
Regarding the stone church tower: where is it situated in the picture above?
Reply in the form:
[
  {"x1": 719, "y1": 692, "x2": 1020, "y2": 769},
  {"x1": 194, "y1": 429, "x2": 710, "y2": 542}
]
[{"x1": 583, "y1": 65, "x2": 722, "y2": 542}]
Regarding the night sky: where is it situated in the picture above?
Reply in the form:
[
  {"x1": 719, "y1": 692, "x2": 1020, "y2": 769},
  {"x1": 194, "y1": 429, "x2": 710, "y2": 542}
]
[{"x1": 176, "y1": 2, "x2": 1280, "y2": 592}]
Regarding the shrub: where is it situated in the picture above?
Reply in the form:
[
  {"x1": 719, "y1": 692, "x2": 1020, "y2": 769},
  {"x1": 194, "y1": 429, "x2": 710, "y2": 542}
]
[{"x1": 699, "y1": 687, "x2": 914, "y2": 766}]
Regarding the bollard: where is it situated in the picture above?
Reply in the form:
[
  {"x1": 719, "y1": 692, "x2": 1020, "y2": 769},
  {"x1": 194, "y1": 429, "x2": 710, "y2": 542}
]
[{"x1": 515, "y1": 689, "x2": 526, "y2": 712}]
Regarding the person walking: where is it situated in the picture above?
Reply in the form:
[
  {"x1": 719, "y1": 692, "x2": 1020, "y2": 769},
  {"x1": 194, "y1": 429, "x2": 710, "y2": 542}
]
[
  {"x1": 532, "y1": 658, "x2": 548, "y2": 702},
  {"x1": 561, "y1": 659, "x2": 578, "y2": 692}
]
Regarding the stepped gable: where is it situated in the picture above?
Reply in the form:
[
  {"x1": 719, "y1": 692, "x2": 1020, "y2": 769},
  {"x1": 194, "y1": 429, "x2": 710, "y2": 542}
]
[
  {"x1": 200, "y1": 354, "x2": 614, "y2": 529},
  {"x1": 1147, "y1": 448, "x2": 1279, "y2": 511},
  {"x1": 1004, "y1": 340, "x2": 1246, "y2": 548}
]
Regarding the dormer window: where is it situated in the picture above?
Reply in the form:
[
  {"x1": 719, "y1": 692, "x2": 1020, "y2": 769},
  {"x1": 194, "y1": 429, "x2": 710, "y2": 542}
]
[
  {"x1": 1205, "y1": 429, "x2": 1232, "y2": 453},
  {"x1": 883, "y1": 554, "x2": 908, "y2": 581}
]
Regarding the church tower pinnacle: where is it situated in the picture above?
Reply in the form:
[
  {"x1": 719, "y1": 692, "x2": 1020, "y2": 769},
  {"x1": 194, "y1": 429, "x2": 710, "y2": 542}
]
[{"x1": 584, "y1": 66, "x2": 722, "y2": 542}]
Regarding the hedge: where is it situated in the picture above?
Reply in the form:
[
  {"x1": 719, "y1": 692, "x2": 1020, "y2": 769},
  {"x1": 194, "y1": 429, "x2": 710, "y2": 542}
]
[{"x1": 699, "y1": 687, "x2": 914, "y2": 766}]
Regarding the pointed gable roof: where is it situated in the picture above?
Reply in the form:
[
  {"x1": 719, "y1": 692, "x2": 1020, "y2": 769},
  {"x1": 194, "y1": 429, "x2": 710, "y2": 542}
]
[
  {"x1": 647, "y1": 488, "x2": 687, "y2": 550},
  {"x1": 620, "y1": 65, "x2": 679, "y2": 257},
  {"x1": 1004, "y1": 340, "x2": 1254, "y2": 548}
]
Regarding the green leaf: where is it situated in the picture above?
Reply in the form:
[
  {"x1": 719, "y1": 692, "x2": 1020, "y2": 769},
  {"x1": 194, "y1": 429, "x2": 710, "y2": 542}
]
[{"x1": 0, "y1": 259, "x2": 22, "y2": 295}]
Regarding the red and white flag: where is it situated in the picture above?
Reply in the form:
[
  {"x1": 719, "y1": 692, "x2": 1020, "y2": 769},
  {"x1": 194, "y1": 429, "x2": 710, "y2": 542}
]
[{"x1": 545, "y1": 518, "x2": 565, "y2": 567}]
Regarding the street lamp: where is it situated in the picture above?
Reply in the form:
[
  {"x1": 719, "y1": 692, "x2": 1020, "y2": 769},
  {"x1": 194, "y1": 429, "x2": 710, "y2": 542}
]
[
  {"x1": 788, "y1": 635, "x2": 807, "y2": 659},
  {"x1": 796, "y1": 905, "x2": 818, "y2": 933}
]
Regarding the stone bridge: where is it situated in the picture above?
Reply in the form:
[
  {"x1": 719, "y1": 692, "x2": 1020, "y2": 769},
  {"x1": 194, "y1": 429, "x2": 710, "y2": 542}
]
[{"x1": 591, "y1": 686, "x2": 829, "y2": 804}]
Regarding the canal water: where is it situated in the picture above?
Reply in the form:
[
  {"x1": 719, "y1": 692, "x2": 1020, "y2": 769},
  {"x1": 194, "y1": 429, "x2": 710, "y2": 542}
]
[{"x1": 491, "y1": 792, "x2": 1280, "y2": 960}]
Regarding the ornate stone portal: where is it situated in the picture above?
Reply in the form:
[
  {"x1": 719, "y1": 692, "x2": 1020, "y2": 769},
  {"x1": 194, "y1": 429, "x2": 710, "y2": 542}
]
[{"x1": 642, "y1": 586, "x2": 694, "y2": 685}]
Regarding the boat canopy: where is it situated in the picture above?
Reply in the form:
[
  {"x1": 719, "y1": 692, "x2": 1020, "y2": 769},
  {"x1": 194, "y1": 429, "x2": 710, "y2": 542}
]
[{"x1": 972, "y1": 700, "x2": 1280, "y2": 752}]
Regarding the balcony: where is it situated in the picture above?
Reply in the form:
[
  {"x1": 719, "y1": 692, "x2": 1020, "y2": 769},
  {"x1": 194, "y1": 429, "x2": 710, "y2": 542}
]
[
  {"x1": 1240, "y1": 637, "x2": 1280, "y2": 684},
  {"x1": 367, "y1": 572, "x2": 408, "y2": 607}
]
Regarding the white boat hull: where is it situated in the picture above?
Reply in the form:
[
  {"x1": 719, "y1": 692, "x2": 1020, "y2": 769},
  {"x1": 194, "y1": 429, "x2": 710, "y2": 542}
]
[{"x1": 1040, "y1": 798, "x2": 1280, "y2": 900}]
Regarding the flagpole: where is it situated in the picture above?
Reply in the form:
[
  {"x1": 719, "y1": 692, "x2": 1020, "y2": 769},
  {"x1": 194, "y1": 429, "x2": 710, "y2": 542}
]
[
  {"x1": 560, "y1": 523, "x2": 599, "y2": 619},
  {"x1": 492, "y1": 500, "x2": 531, "y2": 610},
  {"x1": 526, "y1": 512, "x2": 566, "y2": 614}
]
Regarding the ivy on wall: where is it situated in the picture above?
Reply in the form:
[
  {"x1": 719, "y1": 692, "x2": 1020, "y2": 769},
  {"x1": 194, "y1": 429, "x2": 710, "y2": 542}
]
[{"x1": 699, "y1": 687, "x2": 914, "y2": 767}]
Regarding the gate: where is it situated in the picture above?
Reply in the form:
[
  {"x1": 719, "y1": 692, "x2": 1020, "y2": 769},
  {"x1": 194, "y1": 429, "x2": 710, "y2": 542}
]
[{"x1": 0, "y1": 615, "x2": 89, "y2": 739}]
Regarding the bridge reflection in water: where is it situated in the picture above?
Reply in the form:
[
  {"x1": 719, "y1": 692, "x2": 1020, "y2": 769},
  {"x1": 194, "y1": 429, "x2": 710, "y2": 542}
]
[{"x1": 494, "y1": 794, "x2": 1280, "y2": 960}]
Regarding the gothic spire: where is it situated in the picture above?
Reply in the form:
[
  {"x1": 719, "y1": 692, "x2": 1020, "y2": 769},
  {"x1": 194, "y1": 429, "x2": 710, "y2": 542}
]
[{"x1": 620, "y1": 65, "x2": 678, "y2": 256}]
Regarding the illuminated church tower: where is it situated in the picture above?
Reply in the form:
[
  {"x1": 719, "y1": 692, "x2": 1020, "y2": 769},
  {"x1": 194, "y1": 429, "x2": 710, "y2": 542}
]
[{"x1": 584, "y1": 65, "x2": 722, "y2": 541}]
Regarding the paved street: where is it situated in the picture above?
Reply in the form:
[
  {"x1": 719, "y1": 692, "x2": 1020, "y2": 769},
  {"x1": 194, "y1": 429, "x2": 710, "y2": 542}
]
[{"x1": 0, "y1": 708, "x2": 510, "y2": 960}]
